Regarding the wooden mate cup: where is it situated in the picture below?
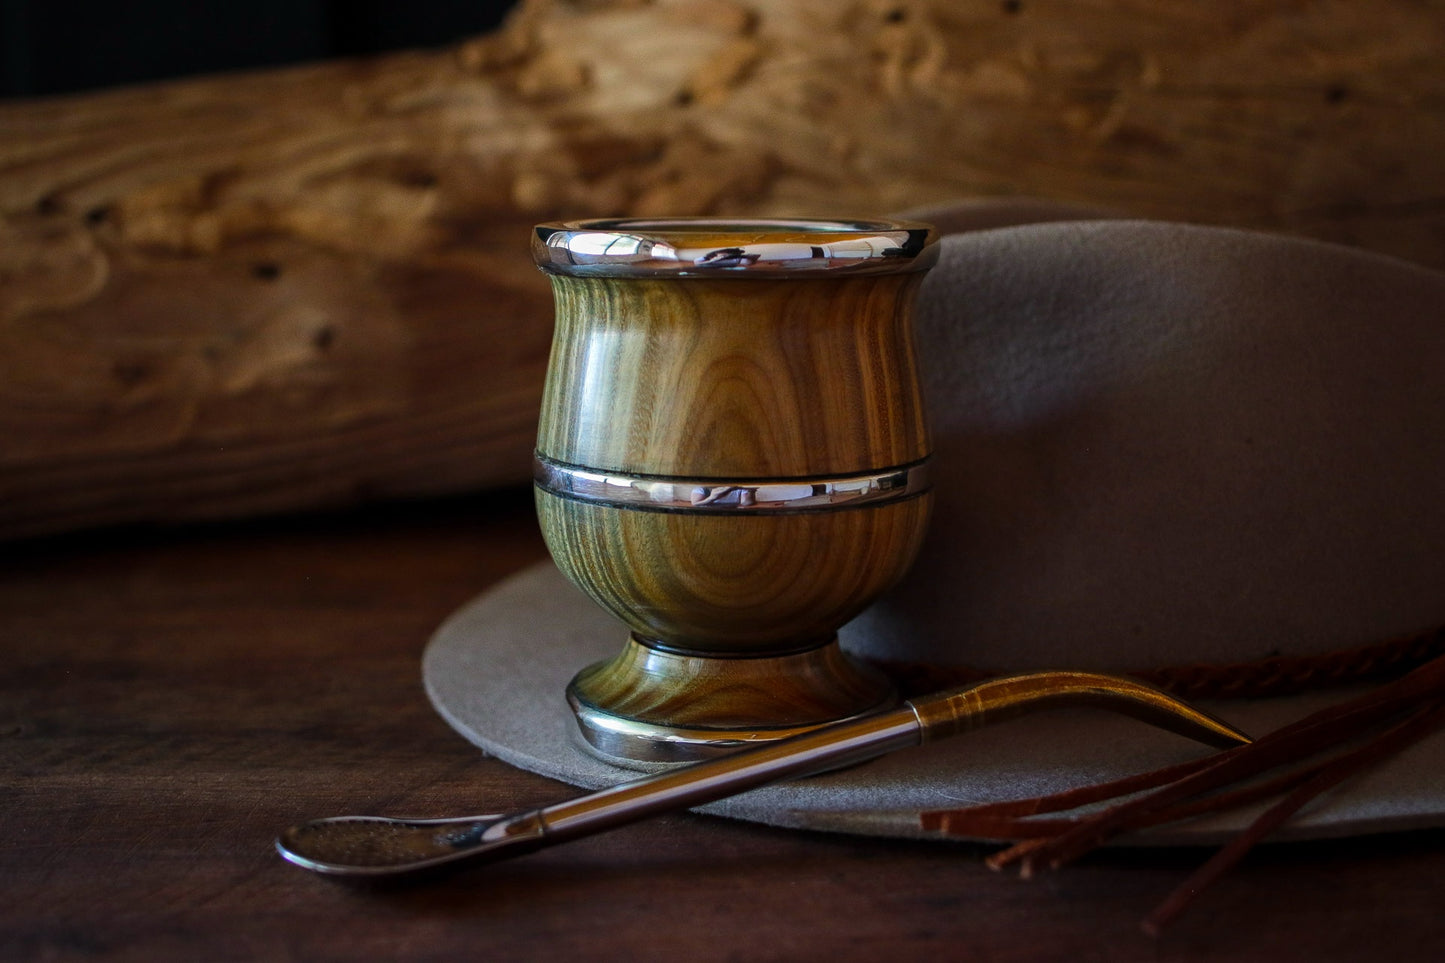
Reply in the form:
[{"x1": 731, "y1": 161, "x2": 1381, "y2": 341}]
[{"x1": 531, "y1": 217, "x2": 939, "y2": 766}]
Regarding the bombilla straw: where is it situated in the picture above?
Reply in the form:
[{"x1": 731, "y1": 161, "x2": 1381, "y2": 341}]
[{"x1": 277, "y1": 671, "x2": 1249, "y2": 878}]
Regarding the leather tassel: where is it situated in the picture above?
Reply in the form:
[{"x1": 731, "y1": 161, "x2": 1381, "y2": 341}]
[{"x1": 918, "y1": 653, "x2": 1445, "y2": 933}]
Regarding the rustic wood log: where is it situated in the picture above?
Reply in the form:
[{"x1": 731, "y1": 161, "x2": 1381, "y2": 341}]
[{"x1": 3, "y1": 0, "x2": 1444, "y2": 540}]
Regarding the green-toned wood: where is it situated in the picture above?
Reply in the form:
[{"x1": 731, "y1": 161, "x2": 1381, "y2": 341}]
[
  {"x1": 568, "y1": 635, "x2": 895, "y2": 735},
  {"x1": 536, "y1": 273, "x2": 930, "y2": 478},
  {"x1": 536, "y1": 490, "x2": 932, "y2": 655},
  {"x1": 533, "y1": 218, "x2": 937, "y2": 759}
]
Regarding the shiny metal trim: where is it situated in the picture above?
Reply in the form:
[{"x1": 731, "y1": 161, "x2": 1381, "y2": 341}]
[
  {"x1": 274, "y1": 672, "x2": 1249, "y2": 876},
  {"x1": 566, "y1": 692, "x2": 900, "y2": 768},
  {"x1": 547, "y1": 709, "x2": 923, "y2": 825},
  {"x1": 532, "y1": 217, "x2": 939, "y2": 278},
  {"x1": 533, "y1": 454, "x2": 931, "y2": 514}
]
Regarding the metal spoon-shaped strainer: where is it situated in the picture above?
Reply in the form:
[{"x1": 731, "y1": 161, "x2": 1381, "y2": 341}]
[{"x1": 276, "y1": 671, "x2": 1249, "y2": 878}]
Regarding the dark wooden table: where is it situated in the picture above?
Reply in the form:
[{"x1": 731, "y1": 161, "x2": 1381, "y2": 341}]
[{"x1": 5, "y1": 489, "x2": 1443, "y2": 962}]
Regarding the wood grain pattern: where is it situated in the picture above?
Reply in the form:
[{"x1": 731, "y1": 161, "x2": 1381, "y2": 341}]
[
  {"x1": 570, "y1": 634, "x2": 895, "y2": 730},
  {"x1": 536, "y1": 490, "x2": 932, "y2": 654},
  {"x1": 534, "y1": 247, "x2": 934, "y2": 742},
  {"x1": 5, "y1": 502, "x2": 1445, "y2": 960},
  {"x1": 534, "y1": 256, "x2": 932, "y2": 655},
  {"x1": 536, "y1": 274, "x2": 930, "y2": 478},
  {"x1": 7, "y1": 0, "x2": 1445, "y2": 539}
]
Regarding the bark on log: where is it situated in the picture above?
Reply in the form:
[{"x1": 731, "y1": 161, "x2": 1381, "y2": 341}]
[{"x1": 4, "y1": 0, "x2": 1444, "y2": 539}]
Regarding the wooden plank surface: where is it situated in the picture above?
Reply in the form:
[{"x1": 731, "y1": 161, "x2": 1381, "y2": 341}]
[
  {"x1": 3, "y1": 493, "x2": 1444, "y2": 961},
  {"x1": 6, "y1": 0, "x2": 1445, "y2": 540}
]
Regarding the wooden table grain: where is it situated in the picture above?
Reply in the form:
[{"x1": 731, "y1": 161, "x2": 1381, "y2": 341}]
[{"x1": 4, "y1": 489, "x2": 1443, "y2": 962}]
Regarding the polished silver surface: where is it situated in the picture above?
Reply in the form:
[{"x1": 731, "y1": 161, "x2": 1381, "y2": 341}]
[
  {"x1": 276, "y1": 673, "x2": 1249, "y2": 877},
  {"x1": 533, "y1": 454, "x2": 931, "y2": 514},
  {"x1": 566, "y1": 680, "x2": 897, "y2": 768},
  {"x1": 532, "y1": 217, "x2": 939, "y2": 278}
]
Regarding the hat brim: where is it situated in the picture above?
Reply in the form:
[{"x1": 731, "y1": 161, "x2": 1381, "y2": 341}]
[{"x1": 423, "y1": 562, "x2": 1445, "y2": 846}]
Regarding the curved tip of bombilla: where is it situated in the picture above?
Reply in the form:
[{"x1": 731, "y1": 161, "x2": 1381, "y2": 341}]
[{"x1": 908, "y1": 671, "x2": 1252, "y2": 749}]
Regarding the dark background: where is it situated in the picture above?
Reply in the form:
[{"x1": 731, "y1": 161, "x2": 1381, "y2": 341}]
[{"x1": 1, "y1": 0, "x2": 519, "y2": 99}]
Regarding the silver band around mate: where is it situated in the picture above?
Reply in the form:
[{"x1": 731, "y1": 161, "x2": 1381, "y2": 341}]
[
  {"x1": 532, "y1": 217, "x2": 939, "y2": 279},
  {"x1": 533, "y1": 454, "x2": 931, "y2": 513}
]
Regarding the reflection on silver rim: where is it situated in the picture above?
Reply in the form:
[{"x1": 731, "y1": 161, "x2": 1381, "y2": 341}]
[
  {"x1": 533, "y1": 455, "x2": 931, "y2": 513},
  {"x1": 532, "y1": 216, "x2": 939, "y2": 278}
]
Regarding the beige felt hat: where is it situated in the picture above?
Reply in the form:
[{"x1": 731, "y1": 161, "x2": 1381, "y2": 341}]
[{"x1": 424, "y1": 210, "x2": 1445, "y2": 844}]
